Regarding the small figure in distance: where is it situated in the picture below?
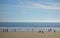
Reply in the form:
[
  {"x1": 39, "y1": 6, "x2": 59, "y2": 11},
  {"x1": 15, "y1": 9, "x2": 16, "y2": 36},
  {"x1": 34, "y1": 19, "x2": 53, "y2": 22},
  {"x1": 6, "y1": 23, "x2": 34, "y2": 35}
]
[
  {"x1": 32, "y1": 29, "x2": 34, "y2": 32},
  {"x1": 48, "y1": 29, "x2": 50, "y2": 32},
  {"x1": 39, "y1": 30, "x2": 41, "y2": 33},
  {"x1": 54, "y1": 30, "x2": 56, "y2": 32},
  {"x1": 6, "y1": 29, "x2": 8, "y2": 32},
  {"x1": 3, "y1": 29, "x2": 8, "y2": 32},
  {"x1": 14, "y1": 29, "x2": 16, "y2": 32},
  {"x1": 50, "y1": 29, "x2": 52, "y2": 32},
  {"x1": 48, "y1": 29, "x2": 52, "y2": 32},
  {"x1": 42, "y1": 31, "x2": 44, "y2": 34}
]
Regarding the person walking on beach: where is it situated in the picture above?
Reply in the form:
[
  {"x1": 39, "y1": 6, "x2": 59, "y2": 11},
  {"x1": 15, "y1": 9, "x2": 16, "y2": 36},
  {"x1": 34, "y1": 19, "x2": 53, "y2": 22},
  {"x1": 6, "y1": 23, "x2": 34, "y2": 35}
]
[
  {"x1": 39, "y1": 30, "x2": 41, "y2": 33},
  {"x1": 32, "y1": 29, "x2": 34, "y2": 32},
  {"x1": 54, "y1": 30, "x2": 56, "y2": 32},
  {"x1": 42, "y1": 31, "x2": 44, "y2": 34},
  {"x1": 39, "y1": 30, "x2": 44, "y2": 34}
]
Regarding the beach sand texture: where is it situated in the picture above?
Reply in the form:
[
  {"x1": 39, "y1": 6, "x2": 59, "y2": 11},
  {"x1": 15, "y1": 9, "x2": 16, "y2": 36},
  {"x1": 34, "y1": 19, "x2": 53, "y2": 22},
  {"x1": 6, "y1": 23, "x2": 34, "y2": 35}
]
[{"x1": 0, "y1": 32, "x2": 60, "y2": 38}]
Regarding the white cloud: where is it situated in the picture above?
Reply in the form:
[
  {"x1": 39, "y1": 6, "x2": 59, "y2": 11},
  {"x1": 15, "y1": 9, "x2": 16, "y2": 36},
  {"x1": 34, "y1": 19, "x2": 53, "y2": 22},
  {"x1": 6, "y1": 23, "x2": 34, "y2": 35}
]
[
  {"x1": 17, "y1": 1, "x2": 60, "y2": 10},
  {"x1": 0, "y1": 0, "x2": 60, "y2": 10},
  {"x1": 31, "y1": 2, "x2": 60, "y2": 10}
]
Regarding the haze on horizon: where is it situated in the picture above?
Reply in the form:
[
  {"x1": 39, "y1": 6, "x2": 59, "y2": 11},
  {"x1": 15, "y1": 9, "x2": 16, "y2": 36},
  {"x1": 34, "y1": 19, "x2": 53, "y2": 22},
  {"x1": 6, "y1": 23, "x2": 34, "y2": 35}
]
[{"x1": 0, "y1": 0, "x2": 60, "y2": 22}]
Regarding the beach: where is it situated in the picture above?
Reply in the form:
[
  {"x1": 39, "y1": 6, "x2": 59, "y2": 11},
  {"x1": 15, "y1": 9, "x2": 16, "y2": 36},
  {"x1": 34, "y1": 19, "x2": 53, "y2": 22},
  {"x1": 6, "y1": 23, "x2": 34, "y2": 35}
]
[
  {"x1": 0, "y1": 22, "x2": 60, "y2": 38},
  {"x1": 0, "y1": 32, "x2": 60, "y2": 38}
]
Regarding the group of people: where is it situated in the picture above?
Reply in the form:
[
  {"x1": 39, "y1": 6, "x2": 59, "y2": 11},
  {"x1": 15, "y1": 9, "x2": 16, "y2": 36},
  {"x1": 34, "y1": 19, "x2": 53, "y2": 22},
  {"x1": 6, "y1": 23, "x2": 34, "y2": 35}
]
[
  {"x1": 48, "y1": 29, "x2": 56, "y2": 32},
  {"x1": 39, "y1": 30, "x2": 44, "y2": 34},
  {"x1": 2, "y1": 28, "x2": 56, "y2": 32},
  {"x1": 39, "y1": 29, "x2": 56, "y2": 34},
  {"x1": 3, "y1": 29, "x2": 16, "y2": 32}
]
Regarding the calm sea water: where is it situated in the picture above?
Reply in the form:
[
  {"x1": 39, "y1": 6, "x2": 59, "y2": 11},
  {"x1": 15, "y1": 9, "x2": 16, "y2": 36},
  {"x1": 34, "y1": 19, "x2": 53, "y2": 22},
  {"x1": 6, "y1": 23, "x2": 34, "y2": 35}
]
[
  {"x1": 0, "y1": 22, "x2": 60, "y2": 32},
  {"x1": 0, "y1": 22, "x2": 60, "y2": 27}
]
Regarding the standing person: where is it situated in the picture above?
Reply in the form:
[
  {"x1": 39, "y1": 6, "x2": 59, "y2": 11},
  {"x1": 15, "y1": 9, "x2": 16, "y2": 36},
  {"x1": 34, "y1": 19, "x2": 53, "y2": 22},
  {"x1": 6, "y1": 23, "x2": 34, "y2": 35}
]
[
  {"x1": 39, "y1": 30, "x2": 41, "y2": 33},
  {"x1": 54, "y1": 30, "x2": 56, "y2": 32},
  {"x1": 6, "y1": 29, "x2": 8, "y2": 32},
  {"x1": 32, "y1": 29, "x2": 34, "y2": 32},
  {"x1": 42, "y1": 31, "x2": 44, "y2": 34}
]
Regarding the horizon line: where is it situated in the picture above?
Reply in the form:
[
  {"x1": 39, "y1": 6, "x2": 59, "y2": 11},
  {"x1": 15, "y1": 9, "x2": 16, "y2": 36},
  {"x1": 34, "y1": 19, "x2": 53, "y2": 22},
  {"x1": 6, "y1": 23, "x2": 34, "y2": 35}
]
[{"x1": 0, "y1": 21, "x2": 60, "y2": 22}]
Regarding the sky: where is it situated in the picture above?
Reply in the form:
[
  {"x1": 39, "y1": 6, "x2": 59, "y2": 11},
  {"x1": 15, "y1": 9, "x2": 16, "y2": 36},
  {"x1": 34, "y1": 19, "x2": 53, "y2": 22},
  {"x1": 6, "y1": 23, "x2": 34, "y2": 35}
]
[{"x1": 0, "y1": 0, "x2": 60, "y2": 22}]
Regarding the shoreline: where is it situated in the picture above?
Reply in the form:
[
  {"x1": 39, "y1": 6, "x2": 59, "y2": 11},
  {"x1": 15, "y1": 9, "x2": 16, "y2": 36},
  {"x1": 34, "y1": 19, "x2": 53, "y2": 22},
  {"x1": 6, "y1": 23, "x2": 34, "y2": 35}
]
[{"x1": 0, "y1": 27, "x2": 60, "y2": 32}]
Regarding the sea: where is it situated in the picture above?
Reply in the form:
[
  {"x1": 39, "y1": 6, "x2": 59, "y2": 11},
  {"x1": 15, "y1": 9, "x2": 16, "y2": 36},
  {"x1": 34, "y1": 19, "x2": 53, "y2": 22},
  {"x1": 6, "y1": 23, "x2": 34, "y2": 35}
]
[{"x1": 0, "y1": 22, "x2": 60, "y2": 32}]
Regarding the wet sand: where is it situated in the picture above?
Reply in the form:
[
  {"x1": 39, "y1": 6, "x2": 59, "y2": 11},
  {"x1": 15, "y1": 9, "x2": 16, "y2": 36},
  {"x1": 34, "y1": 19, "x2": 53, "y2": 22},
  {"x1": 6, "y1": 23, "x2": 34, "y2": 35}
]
[{"x1": 0, "y1": 32, "x2": 60, "y2": 38}]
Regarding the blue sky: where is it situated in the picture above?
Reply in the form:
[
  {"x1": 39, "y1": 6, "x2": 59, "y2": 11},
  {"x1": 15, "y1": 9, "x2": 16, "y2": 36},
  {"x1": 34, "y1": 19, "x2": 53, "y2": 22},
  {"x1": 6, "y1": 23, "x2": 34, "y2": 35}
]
[{"x1": 0, "y1": 0, "x2": 60, "y2": 22}]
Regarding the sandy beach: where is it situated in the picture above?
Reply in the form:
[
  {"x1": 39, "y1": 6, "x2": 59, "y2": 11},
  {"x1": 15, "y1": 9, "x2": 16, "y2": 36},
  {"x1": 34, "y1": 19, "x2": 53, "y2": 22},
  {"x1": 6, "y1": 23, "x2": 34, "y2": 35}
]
[{"x1": 0, "y1": 32, "x2": 60, "y2": 38}]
